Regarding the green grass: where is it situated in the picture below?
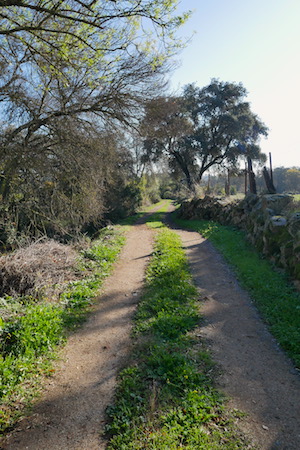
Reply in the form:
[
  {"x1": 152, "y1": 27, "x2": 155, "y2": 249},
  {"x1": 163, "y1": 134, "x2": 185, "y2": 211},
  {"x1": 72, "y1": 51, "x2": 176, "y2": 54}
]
[
  {"x1": 117, "y1": 199, "x2": 173, "y2": 227},
  {"x1": 143, "y1": 199, "x2": 170, "y2": 212},
  {"x1": 174, "y1": 214, "x2": 300, "y2": 368},
  {"x1": 0, "y1": 227, "x2": 125, "y2": 433},
  {"x1": 145, "y1": 200, "x2": 173, "y2": 229},
  {"x1": 105, "y1": 228, "x2": 250, "y2": 449}
]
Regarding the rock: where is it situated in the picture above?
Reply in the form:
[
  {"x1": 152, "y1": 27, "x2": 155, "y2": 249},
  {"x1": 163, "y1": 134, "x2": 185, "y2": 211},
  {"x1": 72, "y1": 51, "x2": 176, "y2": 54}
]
[
  {"x1": 261, "y1": 194, "x2": 293, "y2": 214},
  {"x1": 287, "y1": 213, "x2": 300, "y2": 238},
  {"x1": 179, "y1": 193, "x2": 300, "y2": 283},
  {"x1": 270, "y1": 216, "x2": 287, "y2": 227}
]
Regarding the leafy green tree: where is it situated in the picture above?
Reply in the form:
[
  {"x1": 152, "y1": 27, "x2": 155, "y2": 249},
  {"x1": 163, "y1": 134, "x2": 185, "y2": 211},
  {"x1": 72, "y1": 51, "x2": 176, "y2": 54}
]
[
  {"x1": 141, "y1": 80, "x2": 268, "y2": 191},
  {"x1": 0, "y1": 0, "x2": 189, "y2": 185},
  {"x1": 260, "y1": 167, "x2": 300, "y2": 194},
  {"x1": 0, "y1": 1, "x2": 190, "y2": 148},
  {"x1": 182, "y1": 80, "x2": 268, "y2": 183},
  {"x1": 285, "y1": 168, "x2": 300, "y2": 193},
  {"x1": 0, "y1": 1, "x2": 189, "y2": 68},
  {"x1": 140, "y1": 96, "x2": 197, "y2": 190}
]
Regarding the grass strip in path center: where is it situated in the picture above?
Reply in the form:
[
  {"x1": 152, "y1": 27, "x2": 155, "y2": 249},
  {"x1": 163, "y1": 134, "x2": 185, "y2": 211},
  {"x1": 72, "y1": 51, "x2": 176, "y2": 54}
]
[{"x1": 105, "y1": 227, "x2": 250, "y2": 449}]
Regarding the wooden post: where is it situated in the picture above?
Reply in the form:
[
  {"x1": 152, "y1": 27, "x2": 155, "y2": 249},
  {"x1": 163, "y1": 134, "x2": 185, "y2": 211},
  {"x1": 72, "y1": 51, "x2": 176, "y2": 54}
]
[
  {"x1": 227, "y1": 169, "x2": 230, "y2": 195},
  {"x1": 269, "y1": 152, "x2": 273, "y2": 183},
  {"x1": 247, "y1": 157, "x2": 257, "y2": 194},
  {"x1": 263, "y1": 166, "x2": 276, "y2": 193}
]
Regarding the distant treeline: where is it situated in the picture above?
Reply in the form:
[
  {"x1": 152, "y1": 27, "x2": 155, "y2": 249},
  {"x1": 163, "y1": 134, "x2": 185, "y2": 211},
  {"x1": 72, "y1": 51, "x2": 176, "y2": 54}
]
[{"x1": 203, "y1": 166, "x2": 300, "y2": 196}]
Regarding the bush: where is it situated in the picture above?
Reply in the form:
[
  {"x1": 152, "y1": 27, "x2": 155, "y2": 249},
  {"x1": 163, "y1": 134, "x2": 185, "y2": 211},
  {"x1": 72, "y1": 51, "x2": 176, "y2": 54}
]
[{"x1": 0, "y1": 240, "x2": 78, "y2": 300}]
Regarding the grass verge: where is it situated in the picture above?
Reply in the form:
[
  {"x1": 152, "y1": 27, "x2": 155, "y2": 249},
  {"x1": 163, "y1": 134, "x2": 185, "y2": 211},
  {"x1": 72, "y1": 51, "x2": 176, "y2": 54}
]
[
  {"x1": 0, "y1": 227, "x2": 125, "y2": 434},
  {"x1": 174, "y1": 215, "x2": 300, "y2": 368},
  {"x1": 105, "y1": 228, "x2": 250, "y2": 449}
]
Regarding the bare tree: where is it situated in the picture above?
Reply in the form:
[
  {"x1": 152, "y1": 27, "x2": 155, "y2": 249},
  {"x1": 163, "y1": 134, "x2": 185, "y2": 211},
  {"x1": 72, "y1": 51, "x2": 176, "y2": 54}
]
[{"x1": 0, "y1": 1, "x2": 191, "y2": 240}]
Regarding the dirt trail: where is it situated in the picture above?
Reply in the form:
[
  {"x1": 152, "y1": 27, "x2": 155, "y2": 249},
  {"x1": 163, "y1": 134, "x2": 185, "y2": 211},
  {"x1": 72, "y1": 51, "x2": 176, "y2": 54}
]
[
  {"x1": 170, "y1": 223, "x2": 300, "y2": 450},
  {"x1": 1, "y1": 219, "x2": 155, "y2": 450},
  {"x1": 2, "y1": 208, "x2": 300, "y2": 449}
]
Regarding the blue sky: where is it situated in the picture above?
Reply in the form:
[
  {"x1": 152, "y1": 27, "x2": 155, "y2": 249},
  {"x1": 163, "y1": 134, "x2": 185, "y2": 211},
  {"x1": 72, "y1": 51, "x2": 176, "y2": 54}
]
[{"x1": 170, "y1": 0, "x2": 300, "y2": 168}]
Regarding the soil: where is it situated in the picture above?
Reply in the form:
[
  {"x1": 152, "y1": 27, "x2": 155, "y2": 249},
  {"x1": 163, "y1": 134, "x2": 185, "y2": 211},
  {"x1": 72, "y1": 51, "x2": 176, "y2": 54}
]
[
  {"x1": 1, "y1": 205, "x2": 300, "y2": 449},
  {"x1": 170, "y1": 221, "x2": 300, "y2": 450}
]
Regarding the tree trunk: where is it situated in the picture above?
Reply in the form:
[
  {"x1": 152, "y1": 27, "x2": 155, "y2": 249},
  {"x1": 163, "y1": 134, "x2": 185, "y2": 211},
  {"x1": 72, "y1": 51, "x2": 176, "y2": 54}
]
[{"x1": 172, "y1": 151, "x2": 195, "y2": 193}]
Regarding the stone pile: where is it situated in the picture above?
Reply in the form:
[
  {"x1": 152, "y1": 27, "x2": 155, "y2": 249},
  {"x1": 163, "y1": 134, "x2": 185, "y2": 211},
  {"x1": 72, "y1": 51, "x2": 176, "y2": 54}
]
[{"x1": 179, "y1": 194, "x2": 300, "y2": 282}]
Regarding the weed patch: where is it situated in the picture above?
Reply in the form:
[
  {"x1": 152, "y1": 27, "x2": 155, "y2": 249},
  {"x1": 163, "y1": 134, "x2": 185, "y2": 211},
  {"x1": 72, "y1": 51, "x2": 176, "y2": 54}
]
[{"x1": 106, "y1": 229, "x2": 249, "y2": 449}]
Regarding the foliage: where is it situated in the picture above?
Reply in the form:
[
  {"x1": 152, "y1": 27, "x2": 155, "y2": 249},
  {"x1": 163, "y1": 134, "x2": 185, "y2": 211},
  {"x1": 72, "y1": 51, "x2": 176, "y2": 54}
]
[
  {"x1": 140, "y1": 96, "x2": 197, "y2": 191},
  {"x1": 141, "y1": 79, "x2": 268, "y2": 191},
  {"x1": 174, "y1": 215, "x2": 300, "y2": 368},
  {"x1": 106, "y1": 228, "x2": 250, "y2": 449},
  {"x1": 0, "y1": 227, "x2": 125, "y2": 433},
  {"x1": 268, "y1": 167, "x2": 300, "y2": 194},
  {"x1": 0, "y1": 122, "x2": 142, "y2": 243},
  {"x1": 0, "y1": 1, "x2": 190, "y2": 241},
  {"x1": 0, "y1": 1, "x2": 189, "y2": 72},
  {"x1": 139, "y1": 174, "x2": 162, "y2": 206}
]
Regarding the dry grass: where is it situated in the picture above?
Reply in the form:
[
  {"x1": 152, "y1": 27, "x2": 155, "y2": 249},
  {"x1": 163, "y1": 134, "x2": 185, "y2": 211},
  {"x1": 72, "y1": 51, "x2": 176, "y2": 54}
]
[{"x1": 0, "y1": 240, "x2": 79, "y2": 301}]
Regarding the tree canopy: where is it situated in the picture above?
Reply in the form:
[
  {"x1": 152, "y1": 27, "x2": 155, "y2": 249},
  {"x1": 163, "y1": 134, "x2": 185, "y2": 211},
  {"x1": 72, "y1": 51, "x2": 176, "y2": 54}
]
[
  {"x1": 0, "y1": 0, "x2": 190, "y2": 243},
  {"x1": 141, "y1": 79, "x2": 268, "y2": 189},
  {"x1": 0, "y1": 1, "x2": 189, "y2": 137}
]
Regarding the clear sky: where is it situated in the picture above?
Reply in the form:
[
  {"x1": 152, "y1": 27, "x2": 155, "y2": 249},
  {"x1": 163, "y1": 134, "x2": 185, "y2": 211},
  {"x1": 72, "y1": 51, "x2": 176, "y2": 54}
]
[{"x1": 170, "y1": 0, "x2": 300, "y2": 168}]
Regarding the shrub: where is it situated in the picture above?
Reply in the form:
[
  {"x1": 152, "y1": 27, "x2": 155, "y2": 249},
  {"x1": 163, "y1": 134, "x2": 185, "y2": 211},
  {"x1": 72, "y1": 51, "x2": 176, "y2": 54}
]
[{"x1": 0, "y1": 240, "x2": 78, "y2": 300}]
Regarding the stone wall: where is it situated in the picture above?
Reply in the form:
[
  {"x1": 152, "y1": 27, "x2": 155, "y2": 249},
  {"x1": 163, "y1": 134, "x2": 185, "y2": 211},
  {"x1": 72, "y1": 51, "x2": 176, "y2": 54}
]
[{"x1": 179, "y1": 194, "x2": 300, "y2": 282}]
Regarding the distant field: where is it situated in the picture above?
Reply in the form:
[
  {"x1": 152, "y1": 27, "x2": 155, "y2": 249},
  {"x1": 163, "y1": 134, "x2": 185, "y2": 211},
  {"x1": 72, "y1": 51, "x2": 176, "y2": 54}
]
[
  {"x1": 228, "y1": 193, "x2": 245, "y2": 201},
  {"x1": 293, "y1": 194, "x2": 300, "y2": 202}
]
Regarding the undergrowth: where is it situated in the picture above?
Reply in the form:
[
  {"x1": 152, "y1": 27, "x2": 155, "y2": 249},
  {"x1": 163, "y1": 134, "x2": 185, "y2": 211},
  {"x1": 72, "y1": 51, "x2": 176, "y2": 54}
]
[
  {"x1": 174, "y1": 215, "x2": 300, "y2": 368},
  {"x1": 106, "y1": 228, "x2": 250, "y2": 449},
  {"x1": 0, "y1": 227, "x2": 125, "y2": 433}
]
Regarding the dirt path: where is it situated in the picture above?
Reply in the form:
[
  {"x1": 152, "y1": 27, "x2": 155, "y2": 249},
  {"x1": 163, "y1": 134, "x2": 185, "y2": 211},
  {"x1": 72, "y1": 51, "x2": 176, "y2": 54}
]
[
  {"x1": 1, "y1": 219, "x2": 155, "y2": 450},
  {"x1": 2, "y1": 209, "x2": 300, "y2": 449},
  {"x1": 170, "y1": 223, "x2": 300, "y2": 450}
]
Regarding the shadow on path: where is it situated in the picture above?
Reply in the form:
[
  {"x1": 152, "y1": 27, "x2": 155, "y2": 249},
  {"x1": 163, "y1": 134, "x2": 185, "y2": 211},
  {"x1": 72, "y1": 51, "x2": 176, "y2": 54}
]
[{"x1": 167, "y1": 210, "x2": 300, "y2": 450}]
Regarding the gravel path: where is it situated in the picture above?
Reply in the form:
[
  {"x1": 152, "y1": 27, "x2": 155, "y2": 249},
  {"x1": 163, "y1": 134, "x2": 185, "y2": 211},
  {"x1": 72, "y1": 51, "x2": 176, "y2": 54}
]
[{"x1": 1, "y1": 209, "x2": 300, "y2": 449}]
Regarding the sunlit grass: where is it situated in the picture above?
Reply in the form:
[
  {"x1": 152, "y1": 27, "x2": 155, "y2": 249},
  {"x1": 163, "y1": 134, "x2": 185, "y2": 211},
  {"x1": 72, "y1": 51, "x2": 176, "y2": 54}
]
[
  {"x1": 0, "y1": 228, "x2": 125, "y2": 433},
  {"x1": 117, "y1": 199, "x2": 173, "y2": 227},
  {"x1": 106, "y1": 228, "x2": 250, "y2": 449}
]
